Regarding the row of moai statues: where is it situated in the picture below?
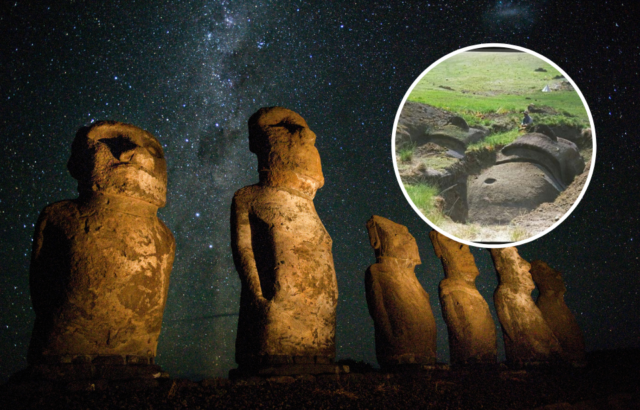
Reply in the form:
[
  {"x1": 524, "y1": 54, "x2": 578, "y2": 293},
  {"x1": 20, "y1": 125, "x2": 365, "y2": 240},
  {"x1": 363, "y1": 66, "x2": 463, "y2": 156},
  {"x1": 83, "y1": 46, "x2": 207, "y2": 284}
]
[
  {"x1": 364, "y1": 220, "x2": 585, "y2": 368},
  {"x1": 20, "y1": 106, "x2": 584, "y2": 386}
]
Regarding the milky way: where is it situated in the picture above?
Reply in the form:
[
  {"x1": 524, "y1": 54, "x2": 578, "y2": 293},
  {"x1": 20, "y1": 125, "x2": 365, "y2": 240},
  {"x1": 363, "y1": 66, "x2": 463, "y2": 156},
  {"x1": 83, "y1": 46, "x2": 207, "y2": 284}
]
[{"x1": 1, "y1": 1, "x2": 638, "y2": 381}]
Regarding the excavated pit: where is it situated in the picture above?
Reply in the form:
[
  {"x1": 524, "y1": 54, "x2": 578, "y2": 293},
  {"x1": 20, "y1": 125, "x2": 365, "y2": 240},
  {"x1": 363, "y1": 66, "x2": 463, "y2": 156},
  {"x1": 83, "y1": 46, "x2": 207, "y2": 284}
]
[{"x1": 397, "y1": 105, "x2": 589, "y2": 228}]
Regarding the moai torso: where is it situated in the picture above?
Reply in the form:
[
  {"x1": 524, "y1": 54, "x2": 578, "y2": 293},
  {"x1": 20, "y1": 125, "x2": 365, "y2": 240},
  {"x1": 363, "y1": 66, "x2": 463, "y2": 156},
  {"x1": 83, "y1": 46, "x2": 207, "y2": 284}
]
[
  {"x1": 490, "y1": 247, "x2": 562, "y2": 366},
  {"x1": 365, "y1": 216, "x2": 436, "y2": 367},
  {"x1": 232, "y1": 107, "x2": 338, "y2": 366},
  {"x1": 531, "y1": 260, "x2": 585, "y2": 363},
  {"x1": 28, "y1": 121, "x2": 175, "y2": 365},
  {"x1": 429, "y1": 231, "x2": 496, "y2": 365}
]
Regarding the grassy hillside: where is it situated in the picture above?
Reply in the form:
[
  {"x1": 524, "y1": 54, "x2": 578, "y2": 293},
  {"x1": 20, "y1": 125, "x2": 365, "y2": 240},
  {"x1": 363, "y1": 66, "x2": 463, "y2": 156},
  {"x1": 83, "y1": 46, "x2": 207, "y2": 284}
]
[{"x1": 408, "y1": 51, "x2": 589, "y2": 124}]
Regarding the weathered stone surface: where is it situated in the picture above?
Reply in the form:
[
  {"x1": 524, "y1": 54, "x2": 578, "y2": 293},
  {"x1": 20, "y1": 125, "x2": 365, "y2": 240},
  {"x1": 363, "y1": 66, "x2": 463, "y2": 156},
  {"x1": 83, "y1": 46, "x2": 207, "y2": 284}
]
[
  {"x1": 468, "y1": 162, "x2": 560, "y2": 225},
  {"x1": 365, "y1": 216, "x2": 437, "y2": 367},
  {"x1": 429, "y1": 231, "x2": 497, "y2": 365},
  {"x1": 28, "y1": 121, "x2": 175, "y2": 367},
  {"x1": 490, "y1": 248, "x2": 563, "y2": 366},
  {"x1": 530, "y1": 260, "x2": 586, "y2": 364},
  {"x1": 232, "y1": 107, "x2": 338, "y2": 369},
  {"x1": 395, "y1": 101, "x2": 488, "y2": 152},
  {"x1": 467, "y1": 131, "x2": 585, "y2": 225},
  {"x1": 499, "y1": 133, "x2": 585, "y2": 187}
]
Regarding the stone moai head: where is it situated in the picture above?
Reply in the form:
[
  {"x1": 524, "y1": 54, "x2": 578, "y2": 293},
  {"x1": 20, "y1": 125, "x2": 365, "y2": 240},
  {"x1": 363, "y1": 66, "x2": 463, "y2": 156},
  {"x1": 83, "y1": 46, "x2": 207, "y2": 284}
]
[
  {"x1": 67, "y1": 121, "x2": 167, "y2": 207},
  {"x1": 429, "y1": 231, "x2": 479, "y2": 282},
  {"x1": 491, "y1": 247, "x2": 535, "y2": 292},
  {"x1": 366, "y1": 215, "x2": 421, "y2": 265},
  {"x1": 530, "y1": 260, "x2": 567, "y2": 294},
  {"x1": 248, "y1": 107, "x2": 324, "y2": 198}
]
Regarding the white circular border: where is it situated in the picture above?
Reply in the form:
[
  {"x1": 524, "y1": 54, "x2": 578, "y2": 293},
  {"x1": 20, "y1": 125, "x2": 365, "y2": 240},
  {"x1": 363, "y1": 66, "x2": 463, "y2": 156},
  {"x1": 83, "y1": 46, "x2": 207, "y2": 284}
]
[{"x1": 392, "y1": 43, "x2": 597, "y2": 249}]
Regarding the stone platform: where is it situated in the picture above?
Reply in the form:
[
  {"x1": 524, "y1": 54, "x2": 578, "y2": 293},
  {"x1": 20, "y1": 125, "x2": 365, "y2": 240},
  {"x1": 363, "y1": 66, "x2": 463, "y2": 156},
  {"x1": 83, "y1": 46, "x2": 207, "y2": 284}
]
[{"x1": 6, "y1": 355, "x2": 169, "y2": 392}]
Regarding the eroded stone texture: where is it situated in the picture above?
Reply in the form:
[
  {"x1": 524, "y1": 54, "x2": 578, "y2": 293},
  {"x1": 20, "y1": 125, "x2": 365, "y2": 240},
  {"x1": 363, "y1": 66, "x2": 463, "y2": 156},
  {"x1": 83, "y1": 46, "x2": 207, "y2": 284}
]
[
  {"x1": 468, "y1": 162, "x2": 560, "y2": 225},
  {"x1": 429, "y1": 231, "x2": 496, "y2": 365},
  {"x1": 468, "y1": 132, "x2": 585, "y2": 225},
  {"x1": 28, "y1": 121, "x2": 175, "y2": 366},
  {"x1": 530, "y1": 260, "x2": 586, "y2": 363},
  {"x1": 490, "y1": 247, "x2": 563, "y2": 366},
  {"x1": 232, "y1": 107, "x2": 338, "y2": 369},
  {"x1": 499, "y1": 133, "x2": 585, "y2": 187},
  {"x1": 365, "y1": 216, "x2": 436, "y2": 367}
]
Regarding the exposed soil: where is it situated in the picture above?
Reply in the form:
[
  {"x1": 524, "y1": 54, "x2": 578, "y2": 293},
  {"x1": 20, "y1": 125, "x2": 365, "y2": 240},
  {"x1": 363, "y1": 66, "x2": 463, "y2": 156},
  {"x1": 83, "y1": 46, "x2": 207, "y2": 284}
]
[
  {"x1": 2, "y1": 350, "x2": 638, "y2": 409},
  {"x1": 511, "y1": 155, "x2": 592, "y2": 237}
]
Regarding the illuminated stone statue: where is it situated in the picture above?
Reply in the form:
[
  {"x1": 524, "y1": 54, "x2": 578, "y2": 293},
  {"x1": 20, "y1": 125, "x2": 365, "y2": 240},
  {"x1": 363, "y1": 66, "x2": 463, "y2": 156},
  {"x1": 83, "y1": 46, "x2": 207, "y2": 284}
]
[
  {"x1": 530, "y1": 260, "x2": 585, "y2": 364},
  {"x1": 490, "y1": 247, "x2": 563, "y2": 366},
  {"x1": 365, "y1": 215, "x2": 437, "y2": 367},
  {"x1": 29, "y1": 121, "x2": 175, "y2": 367},
  {"x1": 430, "y1": 231, "x2": 496, "y2": 365},
  {"x1": 231, "y1": 107, "x2": 338, "y2": 369}
]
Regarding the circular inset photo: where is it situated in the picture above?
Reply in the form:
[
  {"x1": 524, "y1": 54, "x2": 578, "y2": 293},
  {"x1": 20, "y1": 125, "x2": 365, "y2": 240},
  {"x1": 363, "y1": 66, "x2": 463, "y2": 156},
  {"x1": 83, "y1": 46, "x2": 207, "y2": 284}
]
[{"x1": 393, "y1": 44, "x2": 596, "y2": 248}]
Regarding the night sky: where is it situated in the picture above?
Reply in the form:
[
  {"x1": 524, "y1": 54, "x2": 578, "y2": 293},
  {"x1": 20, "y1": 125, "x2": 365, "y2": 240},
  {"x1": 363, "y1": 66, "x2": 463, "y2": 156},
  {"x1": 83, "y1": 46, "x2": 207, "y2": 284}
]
[{"x1": 1, "y1": 1, "x2": 638, "y2": 382}]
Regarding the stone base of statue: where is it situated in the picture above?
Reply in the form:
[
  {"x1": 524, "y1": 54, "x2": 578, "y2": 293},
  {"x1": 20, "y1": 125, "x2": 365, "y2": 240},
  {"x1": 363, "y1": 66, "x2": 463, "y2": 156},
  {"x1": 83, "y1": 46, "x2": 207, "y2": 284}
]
[
  {"x1": 380, "y1": 362, "x2": 450, "y2": 373},
  {"x1": 229, "y1": 355, "x2": 349, "y2": 380},
  {"x1": 6, "y1": 355, "x2": 169, "y2": 392}
]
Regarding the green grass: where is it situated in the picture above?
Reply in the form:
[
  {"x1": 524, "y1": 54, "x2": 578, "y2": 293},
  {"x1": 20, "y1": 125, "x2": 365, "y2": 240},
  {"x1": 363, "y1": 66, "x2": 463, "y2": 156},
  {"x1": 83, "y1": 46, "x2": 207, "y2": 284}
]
[
  {"x1": 510, "y1": 226, "x2": 529, "y2": 242},
  {"x1": 404, "y1": 183, "x2": 448, "y2": 226},
  {"x1": 422, "y1": 156, "x2": 458, "y2": 170},
  {"x1": 466, "y1": 128, "x2": 521, "y2": 151},
  {"x1": 404, "y1": 183, "x2": 438, "y2": 210},
  {"x1": 408, "y1": 51, "x2": 589, "y2": 126},
  {"x1": 397, "y1": 144, "x2": 415, "y2": 162}
]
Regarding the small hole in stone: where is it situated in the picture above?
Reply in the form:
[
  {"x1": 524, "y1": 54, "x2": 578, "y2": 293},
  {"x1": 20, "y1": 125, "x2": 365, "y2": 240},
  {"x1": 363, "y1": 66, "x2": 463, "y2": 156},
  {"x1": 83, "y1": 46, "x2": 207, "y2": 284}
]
[{"x1": 484, "y1": 178, "x2": 497, "y2": 184}]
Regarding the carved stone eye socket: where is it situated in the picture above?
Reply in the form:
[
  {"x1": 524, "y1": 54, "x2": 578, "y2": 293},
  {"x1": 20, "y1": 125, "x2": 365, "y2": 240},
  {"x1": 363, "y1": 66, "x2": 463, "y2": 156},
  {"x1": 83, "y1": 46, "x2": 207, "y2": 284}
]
[
  {"x1": 270, "y1": 120, "x2": 304, "y2": 134},
  {"x1": 99, "y1": 135, "x2": 138, "y2": 159},
  {"x1": 145, "y1": 143, "x2": 164, "y2": 159}
]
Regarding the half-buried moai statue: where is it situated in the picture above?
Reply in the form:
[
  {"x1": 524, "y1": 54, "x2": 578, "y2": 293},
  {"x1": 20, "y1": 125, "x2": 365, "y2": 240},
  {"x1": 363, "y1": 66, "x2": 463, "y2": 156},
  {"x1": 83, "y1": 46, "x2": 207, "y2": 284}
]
[
  {"x1": 231, "y1": 107, "x2": 339, "y2": 375},
  {"x1": 429, "y1": 231, "x2": 497, "y2": 365},
  {"x1": 27, "y1": 121, "x2": 175, "y2": 374},
  {"x1": 490, "y1": 247, "x2": 563, "y2": 366},
  {"x1": 530, "y1": 260, "x2": 586, "y2": 364},
  {"x1": 365, "y1": 216, "x2": 437, "y2": 368}
]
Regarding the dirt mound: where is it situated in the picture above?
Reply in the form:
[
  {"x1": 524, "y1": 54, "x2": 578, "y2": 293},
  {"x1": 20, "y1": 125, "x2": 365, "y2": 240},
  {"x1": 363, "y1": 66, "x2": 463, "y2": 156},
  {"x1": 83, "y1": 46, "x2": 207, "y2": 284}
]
[{"x1": 510, "y1": 160, "x2": 591, "y2": 236}]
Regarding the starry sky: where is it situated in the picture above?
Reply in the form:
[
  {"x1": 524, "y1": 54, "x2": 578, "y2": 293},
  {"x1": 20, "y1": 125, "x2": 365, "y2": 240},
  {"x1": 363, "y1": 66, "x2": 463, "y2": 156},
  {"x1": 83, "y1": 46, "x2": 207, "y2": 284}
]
[{"x1": 1, "y1": 1, "x2": 638, "y2": 381}]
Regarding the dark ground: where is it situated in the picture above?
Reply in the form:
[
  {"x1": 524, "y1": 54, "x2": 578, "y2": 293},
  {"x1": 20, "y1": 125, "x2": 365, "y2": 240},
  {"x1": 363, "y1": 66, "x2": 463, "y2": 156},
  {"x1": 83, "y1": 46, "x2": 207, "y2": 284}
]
[{"x1": 1, "y1": 349, "x2": 638, "y2": 410}]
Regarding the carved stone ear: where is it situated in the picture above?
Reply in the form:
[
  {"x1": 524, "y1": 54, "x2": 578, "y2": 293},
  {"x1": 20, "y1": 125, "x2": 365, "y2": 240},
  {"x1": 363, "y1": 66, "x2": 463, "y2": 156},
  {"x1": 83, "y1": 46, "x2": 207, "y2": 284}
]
[{"x1": 67, "y1": 126, "x2": 92, "y2": 182}]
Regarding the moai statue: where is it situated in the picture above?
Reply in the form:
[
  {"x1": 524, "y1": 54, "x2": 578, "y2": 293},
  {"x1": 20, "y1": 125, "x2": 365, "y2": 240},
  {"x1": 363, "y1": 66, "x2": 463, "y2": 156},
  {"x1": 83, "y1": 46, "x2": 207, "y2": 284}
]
[
  {"x1": 365, "y1": 215, "x2": 437, "y2": 368},
  {"x1": 28, "y1": 121, "x2": 175, "y2": 372},
  {"x1": 490, "y1": 247, "x2": 563, "y2": 366},
  {"x1": 530, "y1": 260, "x2": 586, "y2": 364},
  {"x1": 231, "y1": 107, "x2": 339, "y2": 374},
  {"x1": 429, "y1": 231, "x2": 496, "y2": 365}
]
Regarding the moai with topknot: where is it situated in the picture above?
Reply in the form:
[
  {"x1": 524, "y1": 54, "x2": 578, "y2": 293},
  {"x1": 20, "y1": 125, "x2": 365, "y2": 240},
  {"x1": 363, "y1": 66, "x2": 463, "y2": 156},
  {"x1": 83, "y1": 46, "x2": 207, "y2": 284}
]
[
  {"x1": 231, "y1": 107, "x2": 341, "y2": 376},
  {"x1": 365, "y1": 215, "x2": 437, "y2": 368},
  {"x1": 25, "y1": 121, "x2": 175, "y2": 382},
  {"x1": 429, "y1": 231, "x2": 496, "y2": 365}
]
